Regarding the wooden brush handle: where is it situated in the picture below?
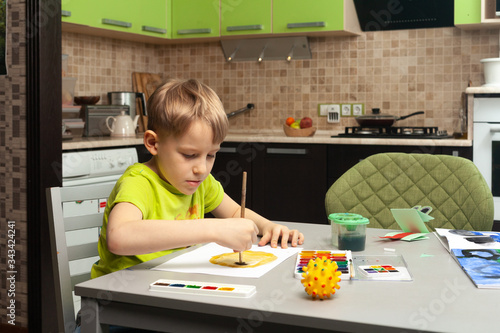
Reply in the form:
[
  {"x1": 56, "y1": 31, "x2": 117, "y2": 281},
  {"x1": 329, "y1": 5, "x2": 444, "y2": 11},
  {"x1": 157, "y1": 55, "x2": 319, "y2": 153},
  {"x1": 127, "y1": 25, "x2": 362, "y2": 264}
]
[{"x1": 240, "y1": 171, "x2": 247, "y2": 218}]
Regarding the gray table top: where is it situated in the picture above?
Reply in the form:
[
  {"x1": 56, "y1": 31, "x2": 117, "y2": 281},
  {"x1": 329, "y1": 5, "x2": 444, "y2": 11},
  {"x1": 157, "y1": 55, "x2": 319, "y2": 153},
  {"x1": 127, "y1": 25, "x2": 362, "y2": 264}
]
[{"x1": 75, "y1": 222, "x2": 499, "y2": 332}]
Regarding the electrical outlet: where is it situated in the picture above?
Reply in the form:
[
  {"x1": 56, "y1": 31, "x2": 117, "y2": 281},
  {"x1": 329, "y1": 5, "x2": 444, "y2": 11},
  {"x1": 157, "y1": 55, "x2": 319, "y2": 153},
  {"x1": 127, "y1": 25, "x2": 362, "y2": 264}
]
[
  {"x1": 327, "y1": 104, "x2": 340, "y2": 123},
  {"x1": 353, "y1": 104, "x2": 364, "y2": 116},
  {"x1": 341, "y1": 104, "x2": 352, "y2": 117}
]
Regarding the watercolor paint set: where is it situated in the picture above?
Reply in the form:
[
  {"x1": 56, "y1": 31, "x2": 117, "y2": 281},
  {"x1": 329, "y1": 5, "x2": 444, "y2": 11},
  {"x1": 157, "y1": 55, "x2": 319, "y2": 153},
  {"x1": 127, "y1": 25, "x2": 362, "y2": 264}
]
[
  {"x1": 294, "y1": 250, "x2": 352, "y2": 280},
  {"x1": 358, "y1": 264, "x2": 403, "y2": 277},
  {"x1": 149, "y1": 279, "x2": 256, "y2": 298},
  {"x1": 352, "y1": 255, "x2": 412, "y2": 281}
]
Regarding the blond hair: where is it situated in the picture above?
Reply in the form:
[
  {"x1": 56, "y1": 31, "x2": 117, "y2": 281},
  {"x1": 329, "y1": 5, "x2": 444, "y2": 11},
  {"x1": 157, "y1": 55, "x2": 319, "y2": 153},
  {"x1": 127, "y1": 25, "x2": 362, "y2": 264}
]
[{"x1": 147, "y1": 78, "x2": 228, "y2": 143}]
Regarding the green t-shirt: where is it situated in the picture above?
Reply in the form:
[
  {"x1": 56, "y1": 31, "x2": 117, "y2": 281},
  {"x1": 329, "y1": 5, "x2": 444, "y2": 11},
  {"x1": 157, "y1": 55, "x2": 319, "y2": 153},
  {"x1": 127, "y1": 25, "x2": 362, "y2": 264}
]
[{"x1": 91, "y1": 163, "x2": 224, "y2": 278}]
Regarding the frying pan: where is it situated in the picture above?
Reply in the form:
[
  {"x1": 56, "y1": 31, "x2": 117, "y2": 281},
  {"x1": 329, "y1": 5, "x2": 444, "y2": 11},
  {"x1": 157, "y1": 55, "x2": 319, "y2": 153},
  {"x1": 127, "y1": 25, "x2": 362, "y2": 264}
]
[{"x1": 356, "y1": 109, "x2": 424, "y2": 127}]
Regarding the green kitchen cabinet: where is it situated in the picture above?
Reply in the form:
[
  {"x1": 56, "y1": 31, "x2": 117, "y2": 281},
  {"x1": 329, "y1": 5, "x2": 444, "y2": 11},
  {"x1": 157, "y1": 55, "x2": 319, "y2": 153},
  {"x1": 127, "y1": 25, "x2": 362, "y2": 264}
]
[
  {"x1": 62, "y1": 0, "x2": 169, "y2": 39},
  {"x1": 61, "y1": 0, "x2": 98, "y2": 26},
  {"x1": 171, "y1": 0, "x2": 220, "y2": 39},
  {"x1": 220, "y1": 0, "x2": 272, "y2": 37},
  {"x1": 137, "y1": 0, "x2": 170, "y2": 38},
  {"x1": 272, "y1": 0, "x2": 360, "y2": 35},
  {"x1": 455, "y1": 0, "x2": 481, "y2": 26},
  {"x1": 97, "y1": 0, "x2": 142, "y2": 34}
]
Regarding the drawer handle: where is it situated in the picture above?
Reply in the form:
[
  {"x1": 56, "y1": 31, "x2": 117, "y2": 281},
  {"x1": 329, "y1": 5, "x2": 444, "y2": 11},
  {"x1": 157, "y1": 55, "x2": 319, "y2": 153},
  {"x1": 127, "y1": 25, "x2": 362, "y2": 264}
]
[
  {"x1": 266, "y1": 148, "x2": 307, "y2": 155},
  {"x1": 142, "y1": 26, "x2": 167, "y2": 34},
  {"x1": 226, "y1": 24, "x2": 264, "y2": 32},
  {"x1": 219, "y1": 147, "x2": 238, "y2": 153},
  {"x1": 177, "y1": 28, "x2": 212, "y2": 35},
  {"x1": 489, "y1": 124, "x2": 500, "y2": 133},
  {"x1": 61, "y1": 10, "x2": 71, "y2": 17},
  {"x1": 102, "y1": 18, "x2": 132, "y2": 28},
  {"x1": 287, "y1": 21, "x2": 326, "y2": 29}
]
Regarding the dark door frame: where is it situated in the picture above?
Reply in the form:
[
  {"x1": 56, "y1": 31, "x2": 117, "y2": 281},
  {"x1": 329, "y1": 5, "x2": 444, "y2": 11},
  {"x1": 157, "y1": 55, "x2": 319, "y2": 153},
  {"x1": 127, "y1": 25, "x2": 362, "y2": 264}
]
[{"x1": 26, "y1": 0, "x2": 62, "y2": 330}]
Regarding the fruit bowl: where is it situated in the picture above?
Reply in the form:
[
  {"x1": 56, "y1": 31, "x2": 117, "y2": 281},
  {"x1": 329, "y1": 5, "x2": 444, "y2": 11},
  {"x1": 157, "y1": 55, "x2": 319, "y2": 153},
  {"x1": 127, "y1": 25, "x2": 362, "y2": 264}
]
[{"x1": 283, "y1": 124, "x2": 317, "y2": 137}]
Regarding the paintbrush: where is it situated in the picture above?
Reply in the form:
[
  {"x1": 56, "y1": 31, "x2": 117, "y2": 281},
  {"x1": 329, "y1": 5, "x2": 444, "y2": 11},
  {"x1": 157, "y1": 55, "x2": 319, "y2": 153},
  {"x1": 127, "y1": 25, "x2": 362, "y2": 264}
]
[
  {"x1": 349, "y1": 259, "x2": 355, "y2": 279},
  {"x1": 236, "y1": 171, "x2": 248, "y2": 266}
]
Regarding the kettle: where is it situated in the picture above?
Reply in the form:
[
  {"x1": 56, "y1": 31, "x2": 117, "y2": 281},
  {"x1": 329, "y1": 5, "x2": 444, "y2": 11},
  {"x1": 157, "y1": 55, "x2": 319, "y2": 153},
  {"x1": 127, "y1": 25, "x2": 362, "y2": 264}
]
[
  {"x1": 107, "y1": 91, "x2": 147, "y2": 117},
  {"x1": 106, "y1": 111, "x2": 139, "y2": 137}
]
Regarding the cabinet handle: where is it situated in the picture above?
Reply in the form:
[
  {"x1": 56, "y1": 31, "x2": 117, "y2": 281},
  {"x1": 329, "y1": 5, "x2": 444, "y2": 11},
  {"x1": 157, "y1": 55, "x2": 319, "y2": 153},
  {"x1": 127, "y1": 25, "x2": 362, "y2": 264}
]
[
  {"x1": 177, "y1": 28, "x2": 212, "y2": 35},
  {"x1": 142, "y1": 26, "x2": 167, "y2": 34},
  {"x1": 61, "y1": 10, "x2": 71, "y2": 17},
  {"x1": 226, "y1": 24, "x2": 264, "y2": 32},
  {"x1": 266, "y1": 148, "x2": 307, "y2": 155},
  {"x1": 488, "y1": 124, "x2": 500, "y2": 133},
  {"x1": 287, "y1": 21, "x2": 326, "y2": 29},
  {"x1": 219, "y1": 147, "x2": 238, "y2": 153},
  {"x1": 102, "y1": 18, "x2": 132, "y2": 28}
]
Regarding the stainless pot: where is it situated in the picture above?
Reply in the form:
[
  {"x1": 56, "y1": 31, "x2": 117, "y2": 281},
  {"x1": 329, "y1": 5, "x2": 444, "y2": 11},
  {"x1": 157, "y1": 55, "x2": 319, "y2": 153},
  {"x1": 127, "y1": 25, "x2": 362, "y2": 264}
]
[
  {"x1": 356, "y1": 109, "x2": 424, "y2": 127},
  {"x1": 107, "y1": 92, "x2": 147, "y2": 117}
]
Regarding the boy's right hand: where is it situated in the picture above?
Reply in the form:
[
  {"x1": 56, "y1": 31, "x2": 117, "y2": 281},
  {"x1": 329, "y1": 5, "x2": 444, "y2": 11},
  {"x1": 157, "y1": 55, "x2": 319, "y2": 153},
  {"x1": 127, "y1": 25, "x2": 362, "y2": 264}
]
[{"x1": 214, "y1": 218, "x2": 258, "y2": 252}]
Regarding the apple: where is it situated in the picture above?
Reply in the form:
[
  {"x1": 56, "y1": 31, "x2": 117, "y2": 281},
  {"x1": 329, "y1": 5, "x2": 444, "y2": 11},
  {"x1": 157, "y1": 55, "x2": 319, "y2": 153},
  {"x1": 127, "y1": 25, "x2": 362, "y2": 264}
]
[
  {"x1": 300, "y1": 117, "x2": 313, "y2": 129},
  {"x1": 290, "y1": 121, "x2": 301, "y2": 129}
]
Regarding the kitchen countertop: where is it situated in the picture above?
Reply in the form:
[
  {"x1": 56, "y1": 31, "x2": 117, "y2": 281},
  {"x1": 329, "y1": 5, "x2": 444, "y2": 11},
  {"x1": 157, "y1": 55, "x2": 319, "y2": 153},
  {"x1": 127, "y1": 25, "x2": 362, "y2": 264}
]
[
  {"x1": 465, "y1": 86, "x2": 500, "y2": 94},
  {"x1": 62, "y1": 129, "x2": 471, "y2": 151}
]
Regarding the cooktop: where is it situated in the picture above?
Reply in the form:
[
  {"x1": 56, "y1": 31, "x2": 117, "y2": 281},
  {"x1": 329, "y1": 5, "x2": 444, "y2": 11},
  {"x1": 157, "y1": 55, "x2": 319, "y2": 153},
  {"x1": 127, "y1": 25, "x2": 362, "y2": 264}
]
[{"x1": 334, "y1": 126, "x2": 453, "y2": 139}]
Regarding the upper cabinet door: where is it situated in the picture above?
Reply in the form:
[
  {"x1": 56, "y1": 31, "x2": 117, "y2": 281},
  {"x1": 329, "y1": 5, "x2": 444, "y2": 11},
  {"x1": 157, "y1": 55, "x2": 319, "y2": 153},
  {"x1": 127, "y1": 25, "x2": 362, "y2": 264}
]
[
  {"x1": 97, "y1": 0, "x2": 140, "y2": 34},
  {"x1": 61, "y1": 0, "x2": 100, "y2": 26},
  {"x1": 138, "y1": 0, "x2": 170, "y2": 38},
  {"x1": 62, "y1": 0, "x2": 169, "y2": 39},
  {"x1": 171, "y1": 0, "x2": 220, "y2": 39},
  {"x1": 220, "y1": 0, "x2": 272, "y2": 37},
  {"x1": 455, "y1": 0, "x2": 481, "y2": 25},
  {"x1": 273, "y1": 0, "x2": 344, "y2": 34}
]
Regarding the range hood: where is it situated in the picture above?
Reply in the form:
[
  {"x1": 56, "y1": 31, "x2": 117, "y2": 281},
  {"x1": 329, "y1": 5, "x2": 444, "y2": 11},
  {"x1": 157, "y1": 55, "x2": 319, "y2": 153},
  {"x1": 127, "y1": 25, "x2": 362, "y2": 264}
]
[
  {"x1": 220, "y1": 36, "x2": 312, "y2": 63},
  {"x1": 353, "y1": 0, "x2": 454, "y2": 31}
]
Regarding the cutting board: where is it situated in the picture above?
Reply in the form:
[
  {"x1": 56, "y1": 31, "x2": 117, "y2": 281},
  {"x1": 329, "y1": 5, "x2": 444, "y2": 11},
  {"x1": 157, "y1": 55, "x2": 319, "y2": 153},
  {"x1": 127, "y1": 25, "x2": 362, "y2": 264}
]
[{"x1": 132, "y1": 72, "x2": 163, "y2": 132}]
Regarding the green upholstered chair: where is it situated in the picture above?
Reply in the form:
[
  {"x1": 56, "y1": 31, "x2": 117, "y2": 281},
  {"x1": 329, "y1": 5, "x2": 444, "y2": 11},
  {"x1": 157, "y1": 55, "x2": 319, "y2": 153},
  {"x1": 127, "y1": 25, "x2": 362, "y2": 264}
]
[{"x1": 325, "y1": 153, "x2": 494, "y2": 231}]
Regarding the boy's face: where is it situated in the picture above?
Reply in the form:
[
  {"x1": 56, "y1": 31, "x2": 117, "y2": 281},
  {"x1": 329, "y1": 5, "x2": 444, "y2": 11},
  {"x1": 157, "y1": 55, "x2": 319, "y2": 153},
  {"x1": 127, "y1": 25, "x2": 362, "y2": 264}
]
[{"x1": 153, "y1": 120, "x2": 220, "y2": 195}]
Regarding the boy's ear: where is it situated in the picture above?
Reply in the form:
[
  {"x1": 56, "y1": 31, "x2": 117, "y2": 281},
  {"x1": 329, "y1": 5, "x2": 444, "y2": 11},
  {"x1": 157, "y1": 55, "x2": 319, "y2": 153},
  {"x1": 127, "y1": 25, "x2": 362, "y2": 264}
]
[{"x1": 144, "y1": 130, "x2": 159, "y2": 155}]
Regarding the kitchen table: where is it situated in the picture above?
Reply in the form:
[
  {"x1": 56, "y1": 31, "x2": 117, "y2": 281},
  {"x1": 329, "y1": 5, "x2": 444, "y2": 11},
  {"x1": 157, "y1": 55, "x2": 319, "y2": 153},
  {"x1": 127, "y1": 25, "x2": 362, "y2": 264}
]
[{"x1": 75, "y1": 222, "x2": 495, "y2": 333}]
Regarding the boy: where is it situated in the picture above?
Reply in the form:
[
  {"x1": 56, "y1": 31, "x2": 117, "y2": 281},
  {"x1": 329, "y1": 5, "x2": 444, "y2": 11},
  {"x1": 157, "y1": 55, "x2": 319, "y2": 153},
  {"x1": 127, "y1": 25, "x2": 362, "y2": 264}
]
[{"x1": 91, "y1": 78, "x2": 304, "y2": 278}]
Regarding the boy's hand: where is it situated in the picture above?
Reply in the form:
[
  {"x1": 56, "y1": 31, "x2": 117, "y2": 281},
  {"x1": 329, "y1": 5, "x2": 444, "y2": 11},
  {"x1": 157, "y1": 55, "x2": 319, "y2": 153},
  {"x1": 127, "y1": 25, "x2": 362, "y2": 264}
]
[
  {"x1": 258, "y1": 223, "x2": 304, "y2": 249},
  {"x1": 214, "y1": 218, "x2": 258, "y2": 252}
]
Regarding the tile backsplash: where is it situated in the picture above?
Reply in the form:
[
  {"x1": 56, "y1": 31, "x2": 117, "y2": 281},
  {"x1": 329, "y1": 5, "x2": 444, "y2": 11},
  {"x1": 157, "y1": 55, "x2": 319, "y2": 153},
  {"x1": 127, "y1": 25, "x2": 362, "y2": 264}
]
[{"x1": 62, "y1": 27, "x2": 499, "y2": 134}]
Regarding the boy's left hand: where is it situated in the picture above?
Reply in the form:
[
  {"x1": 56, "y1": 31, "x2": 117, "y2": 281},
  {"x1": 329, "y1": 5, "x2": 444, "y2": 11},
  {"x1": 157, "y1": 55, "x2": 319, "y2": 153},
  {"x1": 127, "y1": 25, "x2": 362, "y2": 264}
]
[{"x1": 258, "y1": 223, "x2": 304, "y2": 248}]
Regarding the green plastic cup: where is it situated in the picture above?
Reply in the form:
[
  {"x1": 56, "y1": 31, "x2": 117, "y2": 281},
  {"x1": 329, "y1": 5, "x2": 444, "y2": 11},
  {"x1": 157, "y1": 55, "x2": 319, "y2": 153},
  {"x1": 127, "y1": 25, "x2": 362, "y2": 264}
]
[{"x1": 328, "y1": 213, "x2": 369, "y2": 250}]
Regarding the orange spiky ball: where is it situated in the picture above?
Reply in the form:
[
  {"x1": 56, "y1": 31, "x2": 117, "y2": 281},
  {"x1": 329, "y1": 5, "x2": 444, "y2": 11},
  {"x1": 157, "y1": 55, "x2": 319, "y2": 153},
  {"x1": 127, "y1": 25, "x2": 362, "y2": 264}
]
[{"x1": 301, "y1": 256, "x2": 341, "y2": 300}]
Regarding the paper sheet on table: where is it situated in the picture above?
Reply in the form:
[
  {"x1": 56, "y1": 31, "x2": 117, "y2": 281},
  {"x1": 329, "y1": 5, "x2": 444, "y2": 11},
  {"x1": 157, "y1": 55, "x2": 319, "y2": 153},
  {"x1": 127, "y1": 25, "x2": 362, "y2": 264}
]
[
  {"x1": 390, "y1": 209, "x2": 431, "y2": 233},
  {"x1": 152, "y1": 243, "x2": 302, "y2": 278},
  {"x1": 435, "y1": 228, "x2": 500, "y2": 251}
]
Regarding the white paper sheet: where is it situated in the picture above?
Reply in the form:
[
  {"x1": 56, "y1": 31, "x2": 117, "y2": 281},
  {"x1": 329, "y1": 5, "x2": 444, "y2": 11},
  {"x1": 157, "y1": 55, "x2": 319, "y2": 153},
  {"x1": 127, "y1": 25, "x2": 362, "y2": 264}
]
[
  {"x1": 152, "y1": 243, "x2": 302, "y2": 278},
  {"x1": 435, "y1": 228, "x2": 500, "y2": 251}
]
